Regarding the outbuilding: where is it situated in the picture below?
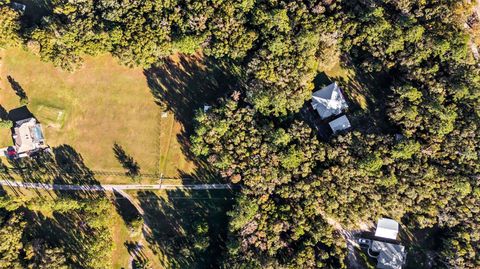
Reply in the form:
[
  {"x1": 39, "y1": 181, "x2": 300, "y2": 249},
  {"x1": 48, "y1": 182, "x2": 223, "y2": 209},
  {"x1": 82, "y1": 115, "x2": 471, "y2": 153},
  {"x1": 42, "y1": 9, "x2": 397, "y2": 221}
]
[
  {"x1": 328, "y1": 115, "x2": 351, "y2": 134},
  {"x1": 370, "y1": 240, "x2": 406, "y2": 269},
  {"x1": 375, "y1": 218, "x2": 399, "y2": 240}
]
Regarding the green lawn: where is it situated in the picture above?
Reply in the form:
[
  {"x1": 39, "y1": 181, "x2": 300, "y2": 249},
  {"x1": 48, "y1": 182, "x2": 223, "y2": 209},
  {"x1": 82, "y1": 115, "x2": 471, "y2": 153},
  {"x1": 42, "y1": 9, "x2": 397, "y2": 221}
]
[{"x1": 0, "y1": 48, "x2": 198, "y2": 181}]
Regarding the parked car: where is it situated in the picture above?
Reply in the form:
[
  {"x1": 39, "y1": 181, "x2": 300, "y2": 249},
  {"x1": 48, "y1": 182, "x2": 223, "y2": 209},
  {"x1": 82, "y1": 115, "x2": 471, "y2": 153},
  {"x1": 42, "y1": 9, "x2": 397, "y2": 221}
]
[{"x1": 357, "y1": 238, "x2": 371, "y2": 248}]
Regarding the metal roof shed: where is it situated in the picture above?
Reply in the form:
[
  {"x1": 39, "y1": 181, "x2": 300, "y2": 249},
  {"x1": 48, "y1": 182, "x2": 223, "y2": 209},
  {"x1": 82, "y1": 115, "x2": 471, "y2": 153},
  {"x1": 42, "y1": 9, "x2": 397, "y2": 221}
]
[
  {"x1": 375, "y1": 218, "x2": 399, "y2": 240},
  {"x1": 328, "y1": 115, "x2": 351, "y2": 134}
]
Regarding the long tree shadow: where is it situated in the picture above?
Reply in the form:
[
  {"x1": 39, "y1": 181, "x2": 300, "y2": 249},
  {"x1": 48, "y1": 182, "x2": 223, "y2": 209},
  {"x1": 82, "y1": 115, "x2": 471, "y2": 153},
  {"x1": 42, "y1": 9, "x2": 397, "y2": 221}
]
[
  {"x1": 7, "y1": 75, "x2": 29, "y2": 104},
  {"x1": 137, "y1": 187, "x2": 234, "y2": 268},
  {"x1": 0, "y1": 105, "x2": 8, "y2": 120},
  {"x1": 113, "y1": 189, "x2": 142, "y2": 230},
  {"x1": 144, "y1": 54, "x2": 239, "y2": 133},
  {"x1": 52, "y1": 144, "x2": 104, "y2": 198},
  {"x1": 24, "y1": 195, "x2": 112, "y2": 268},
  {"x1": 113, "y1": 143, "x2": 140, "y2": 179},
  {"x1": 144, "y1": 54, "x2": 241, "y2": 169}
]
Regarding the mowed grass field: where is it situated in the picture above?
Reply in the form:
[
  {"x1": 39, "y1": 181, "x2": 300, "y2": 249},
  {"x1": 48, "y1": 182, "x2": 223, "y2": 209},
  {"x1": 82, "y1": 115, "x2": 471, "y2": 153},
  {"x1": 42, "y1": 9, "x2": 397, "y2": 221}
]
[{"x1": 0, "y1": 48, "x2": 196, "y2": 181}]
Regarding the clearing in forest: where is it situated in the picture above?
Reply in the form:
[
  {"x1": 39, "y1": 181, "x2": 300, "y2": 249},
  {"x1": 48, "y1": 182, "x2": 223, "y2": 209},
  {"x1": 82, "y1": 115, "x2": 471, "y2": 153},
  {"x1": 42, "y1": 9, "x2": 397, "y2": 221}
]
[{"x1": 0, "y1": 48, "x2": 230, "y2": 182}]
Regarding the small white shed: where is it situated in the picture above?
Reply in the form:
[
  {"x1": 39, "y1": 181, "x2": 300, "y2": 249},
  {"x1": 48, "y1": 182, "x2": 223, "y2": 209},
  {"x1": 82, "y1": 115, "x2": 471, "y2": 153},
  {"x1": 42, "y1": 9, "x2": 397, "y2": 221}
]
[
  {"x1": 375, "y1": 218, "x2": 399, "y2": 240},
  {"x1": 328, "y1": 115, "x2": 351, "y2": 134}
]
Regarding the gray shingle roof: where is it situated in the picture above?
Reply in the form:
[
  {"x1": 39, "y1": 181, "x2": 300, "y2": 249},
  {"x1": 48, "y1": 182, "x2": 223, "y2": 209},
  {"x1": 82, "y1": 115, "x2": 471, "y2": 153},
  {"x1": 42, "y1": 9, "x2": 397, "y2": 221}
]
[{"x1": 311, "y1": 82, "x2": 348, "y2": 119}]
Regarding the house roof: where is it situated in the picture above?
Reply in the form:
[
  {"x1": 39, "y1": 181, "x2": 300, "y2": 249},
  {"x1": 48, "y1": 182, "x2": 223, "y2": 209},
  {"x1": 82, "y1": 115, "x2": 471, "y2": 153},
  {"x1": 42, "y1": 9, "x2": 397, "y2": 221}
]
[
  {"x1": 375, "y1": 218, "x2": 399, "y2": 240},
  {"x1": 328, "y1": 115, "x2": 351, "y2": 134},
  {"x1": 371, "y1": 241, "x2": 406, "y2": 269},
  {"x1": 311, "y1": 82, "x2": 348, "y2": 119},
  {"x1": 13, "y1": 118, "x2": 46, "y2": 154}
]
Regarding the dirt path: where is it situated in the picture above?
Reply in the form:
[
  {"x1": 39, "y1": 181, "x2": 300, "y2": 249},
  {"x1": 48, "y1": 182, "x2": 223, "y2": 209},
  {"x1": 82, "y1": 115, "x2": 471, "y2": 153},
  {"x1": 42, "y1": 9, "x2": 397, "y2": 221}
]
[{"x1": 321, "y1": 213, "x2": 370, "y2": 269}]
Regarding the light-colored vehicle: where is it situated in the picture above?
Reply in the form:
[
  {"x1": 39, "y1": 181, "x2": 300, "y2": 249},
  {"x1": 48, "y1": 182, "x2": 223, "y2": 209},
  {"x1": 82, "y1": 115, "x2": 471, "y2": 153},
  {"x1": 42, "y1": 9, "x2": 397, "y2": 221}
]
[{"x1": 357, "y1": 238, "x2": 371, "y2": 248}]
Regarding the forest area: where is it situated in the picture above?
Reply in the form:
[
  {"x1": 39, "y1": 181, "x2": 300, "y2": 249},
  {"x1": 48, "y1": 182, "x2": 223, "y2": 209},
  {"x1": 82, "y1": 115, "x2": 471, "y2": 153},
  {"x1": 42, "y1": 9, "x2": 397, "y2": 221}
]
[{"x1": 0, "y1": 0, "x2": 479, "y2": 268}]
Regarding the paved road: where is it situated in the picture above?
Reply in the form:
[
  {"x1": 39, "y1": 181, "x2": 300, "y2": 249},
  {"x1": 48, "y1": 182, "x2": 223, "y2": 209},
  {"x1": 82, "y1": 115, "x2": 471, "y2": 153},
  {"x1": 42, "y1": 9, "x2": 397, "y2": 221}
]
[{"x1": 0, "y1": 179, "x2": 234, "y2": 191}]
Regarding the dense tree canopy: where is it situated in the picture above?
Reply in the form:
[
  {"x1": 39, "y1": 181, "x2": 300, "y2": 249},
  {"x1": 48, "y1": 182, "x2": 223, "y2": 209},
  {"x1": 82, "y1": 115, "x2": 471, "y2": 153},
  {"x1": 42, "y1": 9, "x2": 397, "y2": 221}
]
[
  {"x1": 0, "y1": 0, "x2": 479, "y2": 267},
  {"x1": 192, "y1": 98, "x2": 346, "y2": 268},
  {"x1": 0, "y1": 3, "x2": 21, "y2": 48},
  {"x1": 0, "y1": 193, "x2": 113, "y2": 269}
]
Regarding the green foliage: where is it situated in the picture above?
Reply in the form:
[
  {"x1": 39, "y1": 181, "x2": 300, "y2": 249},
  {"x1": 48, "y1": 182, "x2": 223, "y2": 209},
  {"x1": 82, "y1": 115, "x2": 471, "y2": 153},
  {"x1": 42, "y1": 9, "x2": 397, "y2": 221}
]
[
  {"x1": 0, "y1": 194, "x2": 113, "y2": 269},
  {"x1": 0, "y1": 119, "x2": 13, "y2": 129},
  {"x1": 391, "y1": 140, "x2": 420, "y2": 160},
  {"x1": 133, "y1": 259, "x2": 152, "y2": 269},
  {"x1": 0, "y1": 5, "x2": 21, "y2": 48},
  {"x1": 439, "y1": 222, "x2": 480, "y2": 269},
  {"x1": 24, "y1": 239, "x2": 68, "y2": 269},
  {"x1": 192, "y1": 97, "x2": 345, "y2": 267},
  {"x1": 359, "y1": 153, "x2": 384, "y2": 172},
  {"x1": 192, "y1": 98, "x2": 322, "y2": 191},
  {"x1": 172, "y1": 35, "x2": 204, "y2": 55},
  {"x1": 2, "y1": 0, "x2": 478, "y2": 267},
  {"x1": 0, "y1": 213, "x2": 25, "y2": 268},
  {"x1": 228, "y1": 194, "x2": 258, "y2": 232}
]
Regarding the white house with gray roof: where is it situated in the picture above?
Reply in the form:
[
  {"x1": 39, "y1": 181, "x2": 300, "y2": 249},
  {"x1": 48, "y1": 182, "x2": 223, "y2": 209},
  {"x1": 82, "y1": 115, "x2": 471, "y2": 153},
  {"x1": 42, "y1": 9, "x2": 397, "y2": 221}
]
[
  {"x1": 311, "y1": 82, "x2": 348, "y2": 119},
  {"x1": 358, "y1": 218, "x2": 407, "y2": 269},
  {"x1": 12, "y1": 118, "x2": 47, "y2": 157}
]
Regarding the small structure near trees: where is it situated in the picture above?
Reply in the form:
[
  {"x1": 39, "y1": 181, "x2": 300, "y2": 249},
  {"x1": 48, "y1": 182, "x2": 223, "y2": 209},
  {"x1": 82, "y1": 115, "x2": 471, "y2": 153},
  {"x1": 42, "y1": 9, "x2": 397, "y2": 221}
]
[
  {"x1": 375, "y1": 218, "x2": 400, "y2": 240},
  {"x1": 11, "y1": 2, "x2": 26, "y2": 13},
  {"x1": 328, "y1": 115, "x2": 352, "y2": 134},
  {"x1": 357, "y1": 218, "x2": 407, "y2": 269}
]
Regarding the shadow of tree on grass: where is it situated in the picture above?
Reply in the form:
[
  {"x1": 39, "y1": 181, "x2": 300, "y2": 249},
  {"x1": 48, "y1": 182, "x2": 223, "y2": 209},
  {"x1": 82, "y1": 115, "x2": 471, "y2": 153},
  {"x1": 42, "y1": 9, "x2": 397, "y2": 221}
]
[
  {"x1": 113, "y1": 143, "x2": 140, "y2": 179},
  {"x1": 144, "y1": 54, "x2": 241, "y2": 182},
  {"x1": 144, "y1": 54, "x2": 239, "y2": 133},
  {"x1": 138, "y1": 187, "x2": 234, "y2": 268},
  {"x1": 53, "y1": 145, "x2": 105, "y2": 199},
  {"x1": 7, "y1": 75, "x2": 29, "y2": 105},
  {"x1": 113, "y1": 189, "x2": 142, "y2": 229}
]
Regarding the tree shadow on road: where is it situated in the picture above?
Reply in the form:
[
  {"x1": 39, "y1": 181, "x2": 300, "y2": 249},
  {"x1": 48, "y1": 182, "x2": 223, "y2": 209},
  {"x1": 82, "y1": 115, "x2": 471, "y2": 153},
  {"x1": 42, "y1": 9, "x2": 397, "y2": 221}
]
[
  {"x1": 52, "y1": 144, "x2": 104, "y2": 198},
  {"x1": 113, "y1": 189, "x2": 142, "y2": 230}
]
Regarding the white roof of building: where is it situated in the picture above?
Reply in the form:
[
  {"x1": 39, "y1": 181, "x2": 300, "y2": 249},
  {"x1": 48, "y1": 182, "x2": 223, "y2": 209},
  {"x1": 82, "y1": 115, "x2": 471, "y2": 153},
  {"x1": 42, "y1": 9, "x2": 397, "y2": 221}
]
[
  {"x1": 312, "y1": 82, "x2": 348, "y2": 119},
  {"x1": 371, "y1": 241, "x2": 406, "y2": 269},
  {"x1": 13, "y1": 118, "x2": 46, "y2": 154},
  {"x1": 375, "y1": 218, "x2": 399, "y2": 240},
  {"x1": 328, "y1": 115, "x2": 351, "y2": 134}
]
